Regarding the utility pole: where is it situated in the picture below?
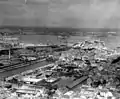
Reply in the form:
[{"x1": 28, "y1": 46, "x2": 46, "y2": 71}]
[{"x1": 8, "y1": 47, "x2": 11, "y2": 60}]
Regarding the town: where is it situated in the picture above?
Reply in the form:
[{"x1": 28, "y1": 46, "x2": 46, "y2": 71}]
[
  {"x1": 0, "y1": 0, "x2": 120, "y2": 99},
  {"x1": 0, "y1": 36, "x2": 120, "y2": 98}
]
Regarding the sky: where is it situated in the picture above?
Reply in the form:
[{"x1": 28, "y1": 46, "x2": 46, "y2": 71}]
[{"x1": 0, "y1": 0, "x2": 120, "y2": 28}]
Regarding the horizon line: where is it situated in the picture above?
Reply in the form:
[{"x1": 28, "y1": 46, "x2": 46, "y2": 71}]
[{"x1": 0, "y1": 25, "x2": 120, "y2": 29}]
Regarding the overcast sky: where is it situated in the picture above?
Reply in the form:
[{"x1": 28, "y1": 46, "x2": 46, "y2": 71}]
[{"x1": 0, "y1": 0, "x2": 120, "y2": 28}]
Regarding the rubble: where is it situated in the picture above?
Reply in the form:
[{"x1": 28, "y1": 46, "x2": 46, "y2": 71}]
[
  {"x1": 2, "y1": 39, "x2": 120, "y2": 98},
  {"x1": 51, "y1": 39, "x2": 120, "y2": 98}
]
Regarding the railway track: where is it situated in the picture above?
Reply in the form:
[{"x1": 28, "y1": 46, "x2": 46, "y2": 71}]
[{"x1": 0, "y1": 59, "x2": 46, "y2": 73}]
